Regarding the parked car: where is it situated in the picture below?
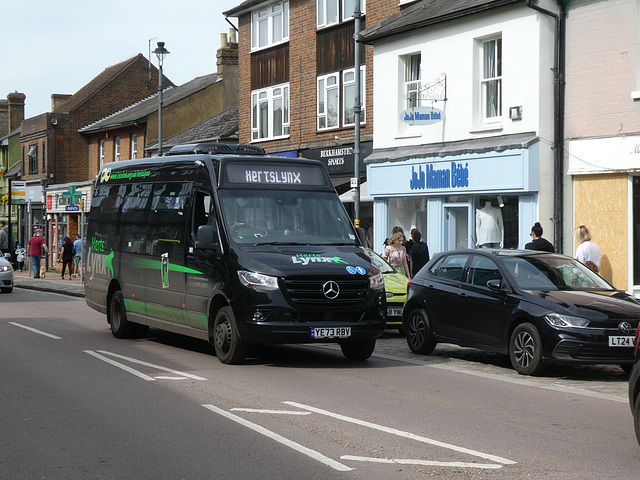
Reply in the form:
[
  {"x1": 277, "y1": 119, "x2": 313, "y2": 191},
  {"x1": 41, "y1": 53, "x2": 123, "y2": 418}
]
[
  {"x1": 367, "y1": 249, "x2": 408, "y2": 332},
  {"x1": 403, "y1": 249, "x2": 640, "y2": 375},
  {"x1": 628, "y1": 328, "x2": 640, "y2": 445},
  {"x1": 0, "y1": 252, "x2": 14, "y2": 293}
]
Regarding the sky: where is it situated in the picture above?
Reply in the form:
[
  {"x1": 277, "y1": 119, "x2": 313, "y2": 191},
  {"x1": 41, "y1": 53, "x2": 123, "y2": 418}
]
[{"x1": 0, "y1": 0, "x2": 235, "y2": 119}]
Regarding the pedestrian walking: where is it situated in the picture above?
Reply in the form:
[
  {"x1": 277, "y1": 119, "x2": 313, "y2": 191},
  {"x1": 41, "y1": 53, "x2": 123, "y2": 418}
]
[
  {"x1": 524, "y1": 222, "x2": 555, "y2": 252},
  {"x1": 59, "y1": 236, "x2": 74, "y2": 280},
  {"x1": 27, "y1": 230, "x2": 48, "y2": 278},
  {"x1": 382, "y1": 231, "x2": 411, "y2": 279},
  {"x1": 73, "y1": 233, "x2": 82, "y2": 278},
  {"x1": 15, "y1": 243, "x2": 25, "y2": 272},
  {"x1": 574, "y1": 225, "x2": 601, "y2": 273},
  {"x1": 408, "y1": 228, "x2": 430, "y2": 276}
]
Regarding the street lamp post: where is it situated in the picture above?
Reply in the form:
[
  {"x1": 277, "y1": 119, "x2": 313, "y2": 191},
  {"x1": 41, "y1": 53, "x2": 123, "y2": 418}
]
[{"x1": 153, "y1": 41, "x2": 170, "y2": 156}]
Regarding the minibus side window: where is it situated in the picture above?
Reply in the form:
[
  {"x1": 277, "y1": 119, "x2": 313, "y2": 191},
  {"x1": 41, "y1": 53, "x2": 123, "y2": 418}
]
[
  {"x1": 192, "y1": 190, "x2": 218, "y2": 234},
  {"x1": 119, "y1": 183, "x2": 153, "y2": 254},
  {"x1": 148, "y1": 182, "x2": 190, "y2": 259}
]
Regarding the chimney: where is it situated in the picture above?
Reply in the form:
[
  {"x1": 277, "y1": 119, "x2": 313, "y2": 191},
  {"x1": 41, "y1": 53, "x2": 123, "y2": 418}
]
[
  {"x1": 51, "y1": 94, "x2": 72, "y2": 112},
  {"x1": 0, "y1": 99, "x2": 7, "y2": 136},
  {"x1": 216, "y1": 28, "x2": 238, "y2": 80},
  {"x1": 7, "y1": 91, "x2": 26, "y2": 132}
]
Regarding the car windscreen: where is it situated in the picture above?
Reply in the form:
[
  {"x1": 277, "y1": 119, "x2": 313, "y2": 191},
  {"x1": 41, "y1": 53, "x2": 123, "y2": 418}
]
[
  {"x1": 501, "y1": 255, "x2": 614, "y2": 291},
  {"x1": 367, "y1": 249, "x2": 396, "y2": 274},
  {"x1": 219, "y1": 189, "x2": 358, "y2": 246}
]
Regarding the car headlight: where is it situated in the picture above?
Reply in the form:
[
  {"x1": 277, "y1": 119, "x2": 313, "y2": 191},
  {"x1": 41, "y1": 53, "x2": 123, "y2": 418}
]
[
  {"x1": 0, "y1": 264, "x2": 11, "y2": 272},
  {"x1": 237, "y1": 270, "x2": 279, "y2": 291},
  {"x1": 369, "y1": 272, "x2": 384, "y2": 291},
  {"x1": 543, "y1": 313, "x2": 590, "y2": 328}
]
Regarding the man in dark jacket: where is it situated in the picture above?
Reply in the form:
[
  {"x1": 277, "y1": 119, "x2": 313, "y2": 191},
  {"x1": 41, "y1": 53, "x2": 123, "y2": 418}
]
[
  {"x1": 524, "y1": 222, "x2": 555, "y2": 252},
  {"x1": 408, "y1": 228, "x2": 430, "y2": 276}
]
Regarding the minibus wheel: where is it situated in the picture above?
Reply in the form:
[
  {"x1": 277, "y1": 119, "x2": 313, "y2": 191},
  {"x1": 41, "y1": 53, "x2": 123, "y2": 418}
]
[
  {"x1": 213, "y1": 307, "x2": 248, "y2": 364},
  {"x1": 109, "y1": 290, "x2": 135, "y2": 338},
  {"x1": 340, "y1": 339, "x2": 376, "y2": 361}
]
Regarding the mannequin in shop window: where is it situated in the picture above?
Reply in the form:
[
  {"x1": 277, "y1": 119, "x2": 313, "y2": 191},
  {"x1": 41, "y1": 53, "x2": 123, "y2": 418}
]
[{"x1": 476, "y1": 200, "x2": 504, "y2": 248}]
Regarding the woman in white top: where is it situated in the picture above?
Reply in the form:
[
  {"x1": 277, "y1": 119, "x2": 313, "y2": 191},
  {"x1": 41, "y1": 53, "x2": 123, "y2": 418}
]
[{"x1": 574, "y1": 225, "x2": 601, "y2": 272}]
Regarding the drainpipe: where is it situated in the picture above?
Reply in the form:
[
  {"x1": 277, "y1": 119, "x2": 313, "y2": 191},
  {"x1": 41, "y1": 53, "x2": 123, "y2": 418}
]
[{"x1": 526, "y1": 0, "x2": 566, "y2": 253}]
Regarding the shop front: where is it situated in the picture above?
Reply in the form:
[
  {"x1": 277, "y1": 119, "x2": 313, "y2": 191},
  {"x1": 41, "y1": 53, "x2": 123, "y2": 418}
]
[
  {"x1": 568, "y1": 133, "x2": 640, "y2": 293},
  {"x1": 45, "y1": 182, "x2": 92, "y2": 268},
  {"x1": 366, "y1": 134, "x2": 541, "y2": 255}
]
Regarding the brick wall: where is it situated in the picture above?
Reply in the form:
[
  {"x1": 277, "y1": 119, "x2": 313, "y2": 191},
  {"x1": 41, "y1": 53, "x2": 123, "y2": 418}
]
[{"x1": 236, "y1": 0, "x2": 400, "y2": 153}]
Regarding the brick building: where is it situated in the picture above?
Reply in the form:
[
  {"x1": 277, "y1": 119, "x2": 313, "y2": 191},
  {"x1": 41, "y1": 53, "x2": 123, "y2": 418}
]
[
  {"x1": 19, "y1": 54, "x2": 170, "y2": 265},
  {"x1": 224, "y1": 0, "x2": 406, "y2": 234}
]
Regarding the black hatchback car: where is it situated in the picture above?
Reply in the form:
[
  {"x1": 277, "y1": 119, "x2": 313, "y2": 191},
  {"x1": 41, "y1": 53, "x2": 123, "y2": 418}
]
[{"x1": 403, "y1": 249, "x2": 640, "y2": 375}]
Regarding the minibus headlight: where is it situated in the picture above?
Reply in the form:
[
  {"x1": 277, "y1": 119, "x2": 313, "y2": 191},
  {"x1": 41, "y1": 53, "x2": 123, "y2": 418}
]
[
  {"x1": 237, "y1": 270, "x2": 279, "y2": 291},
  {"x1": 369, "y1": 272, "x2": 384, "y2": 291}
]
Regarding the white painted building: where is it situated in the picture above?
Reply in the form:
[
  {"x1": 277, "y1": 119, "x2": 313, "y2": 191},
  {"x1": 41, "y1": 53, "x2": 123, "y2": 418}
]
[{"x1": 359, "y1": 0, "x2": 561, "y2": 257}]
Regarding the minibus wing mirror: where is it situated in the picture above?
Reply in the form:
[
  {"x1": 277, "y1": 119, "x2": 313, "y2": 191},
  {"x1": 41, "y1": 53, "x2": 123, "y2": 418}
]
[
  {"x1": 356, "y1": 227, "x2": 367, "y2": 247},
  {"x1": 195, "y1": 225, "x2": 219, "y2": 250}
]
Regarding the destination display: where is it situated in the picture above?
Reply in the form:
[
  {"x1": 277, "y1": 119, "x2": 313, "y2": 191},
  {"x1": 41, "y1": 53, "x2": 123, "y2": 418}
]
[{"x1": 224, "y1": 162, "x2": 328, "y2": 187}]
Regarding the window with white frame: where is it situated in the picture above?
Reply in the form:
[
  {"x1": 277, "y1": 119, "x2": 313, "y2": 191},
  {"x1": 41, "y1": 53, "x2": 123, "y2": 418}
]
[
  {"x1": 481, "y1": 37, "x2": 502, "y2": 122},
  {"x1": 131, "y1": 134, "x2": 138, "y2": 159},
  {"x1": 99, "y1": 139, "x2": 105, "y2": 168},
  {"x1": 251, "y1": 84, "x2": 290, "y2": 141},
  {"x1": 251, "y1": 1, "x2": 289, "y2": 51},
  {"x1": 317, "y1": 66, "x2": 365, "y2": 130},
  {"x1": 317, "y1": 0, "x2": 365, "y2": 28},
  {"x1": 404, "y1": 53, "x2": 422, "y2": 109},
  {"x1": 27, "y1": 144, "x2": 38, "y2": 174},
  {"x1": 114, "y1": 136, "x2": 120, "y2": 161}
]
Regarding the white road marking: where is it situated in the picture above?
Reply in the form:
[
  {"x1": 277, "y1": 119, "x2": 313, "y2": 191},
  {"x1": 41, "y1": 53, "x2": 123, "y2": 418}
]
[
  {"x1": 342, "y1": 455, "x2": 503, "y2": 469},
  {"x1": 231, "y1": 408, "x2": 311, "y2": 415},
  {"x1": 284, "y1": 401, "x2": 516, "y2": 466},
  {"x1": 9, "y1": 322, "x2": 62, "y2": 339},
  {"x1": 96, "y1": 350, "x2": 207, "y2": 380},
  {"x1": 84, "y1": 350, "x2": 156, "y2": 381},
  {"x1": 203, "y1": 404, "x2": 352, "y2": 472}
]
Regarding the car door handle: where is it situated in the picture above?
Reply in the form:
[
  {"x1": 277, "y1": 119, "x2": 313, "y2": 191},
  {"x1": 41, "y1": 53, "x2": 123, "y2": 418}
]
[{"x1": 458, "y1": 292, "x2": 468, "y2": 299}]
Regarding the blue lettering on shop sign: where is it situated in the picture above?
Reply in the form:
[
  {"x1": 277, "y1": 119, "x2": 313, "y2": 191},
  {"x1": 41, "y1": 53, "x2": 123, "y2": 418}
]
[{"x1": 410, "y1": 162, "x2": 469, "y2": 190}]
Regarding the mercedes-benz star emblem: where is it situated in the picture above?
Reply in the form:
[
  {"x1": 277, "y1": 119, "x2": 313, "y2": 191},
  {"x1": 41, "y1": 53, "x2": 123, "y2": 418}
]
[
  {"x1": 322, "y1": 281, "x2": 340, "y2": 300},
  {"x1": 619, "y1": 321, "x2": 633, "y2": 335}
]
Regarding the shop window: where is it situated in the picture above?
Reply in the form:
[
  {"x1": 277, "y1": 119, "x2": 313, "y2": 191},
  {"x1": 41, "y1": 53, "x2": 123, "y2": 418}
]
[
  {"x1": 474, "y1": 196, "x2": 518, "y2": 249},
  {"x1": 386, "y1": 197, "x2": 427, "y2": 248}
]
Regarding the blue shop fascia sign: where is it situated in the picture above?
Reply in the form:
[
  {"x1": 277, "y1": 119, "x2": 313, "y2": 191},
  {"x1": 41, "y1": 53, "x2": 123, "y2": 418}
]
[{"x1": 410, "y1": 162, "x2": 469, "y2": 190}]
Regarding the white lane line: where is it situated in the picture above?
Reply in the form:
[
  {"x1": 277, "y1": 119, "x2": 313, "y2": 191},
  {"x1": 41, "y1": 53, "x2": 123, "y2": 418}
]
[
  {"x1": 9, "y1": 322, "x2": 62, "y2": 339},
  {"x1": 203, "y1": 404, "x2": 352, "y2": 472},
  {"x1": 342, "y1": 455, "x2": 503, "y2": 469},
  {"x1": 96, "y1": 350, "x2": 206, "y2": 380},
  {"x1": 284, "y1": 401, "x2": 516, "y2": 466},
  {"x1": 231, "y1": 408, "x2": 311, "y2": 415},
  {"x1": 84, "y1": 350, "x2": 156, "y2": 381}
]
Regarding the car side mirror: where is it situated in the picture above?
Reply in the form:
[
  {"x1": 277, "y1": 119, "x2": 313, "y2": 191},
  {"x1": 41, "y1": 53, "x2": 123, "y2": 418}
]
[
  {"x1": 487, "y1": 278, "x2": 508, "y2": 292},
  {"x1": 4, "y1": 252, "x2": 10, "y2": 260},
  {"x1": 356, "y1": 227, "x2": 367, "y2": 247},
  {"x1": 195, "y1": 225, "x2": 218, "y2": 250}
]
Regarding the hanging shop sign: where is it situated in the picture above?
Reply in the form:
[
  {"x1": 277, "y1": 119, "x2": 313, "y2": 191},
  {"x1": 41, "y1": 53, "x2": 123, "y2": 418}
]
[{"x1": 399, "y1": 106, "x2": 444, "y2": 125}]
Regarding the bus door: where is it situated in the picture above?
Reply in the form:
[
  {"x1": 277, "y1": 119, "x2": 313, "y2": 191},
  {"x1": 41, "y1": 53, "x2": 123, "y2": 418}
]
[
  {"x1": 184, "y1": 187, "x2": 225, "y2": 331},
  {"x1": 145, "y1": 182, "x2": 189, "y2": 325}
]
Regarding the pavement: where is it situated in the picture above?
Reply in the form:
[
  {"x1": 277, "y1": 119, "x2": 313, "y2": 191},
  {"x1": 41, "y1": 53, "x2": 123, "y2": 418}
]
[{"x1": 13, "y1": 268, "x2": 86, "y2": 297}]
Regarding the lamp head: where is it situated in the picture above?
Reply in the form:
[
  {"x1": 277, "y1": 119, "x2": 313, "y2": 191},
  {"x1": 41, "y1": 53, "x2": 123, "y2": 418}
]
[{"x1": 153, "y1": 41, "x2": 170, "y2": 65}]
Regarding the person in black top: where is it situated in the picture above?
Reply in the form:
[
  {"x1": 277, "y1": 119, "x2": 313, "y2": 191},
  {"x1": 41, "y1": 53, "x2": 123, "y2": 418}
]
[
  {"x1": 524, "y1": 222, "x2": 555, "y2": 252},
  {"x1": 408, "y1": 228, "x2": 430, "y2": 276}
]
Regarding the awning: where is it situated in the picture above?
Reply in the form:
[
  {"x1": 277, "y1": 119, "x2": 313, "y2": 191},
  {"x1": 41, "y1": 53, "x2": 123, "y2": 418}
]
[
  {"x1": 365, "y1": 132, "x2": 539, "y2": 164},
  {"x1": 339, "y1": 182, "x2": 373, "y2": 203}
]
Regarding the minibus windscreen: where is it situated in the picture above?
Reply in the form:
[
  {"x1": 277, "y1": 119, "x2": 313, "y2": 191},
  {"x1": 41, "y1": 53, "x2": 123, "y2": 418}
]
[{"x1": 219, "y1": 189, "x2": 357, "y2": 245}]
